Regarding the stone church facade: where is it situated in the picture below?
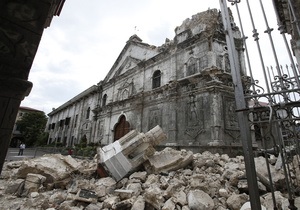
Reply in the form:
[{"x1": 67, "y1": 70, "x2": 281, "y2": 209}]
[{"x1": 46, "y1": 9, "x2": 247, "y2": 152}]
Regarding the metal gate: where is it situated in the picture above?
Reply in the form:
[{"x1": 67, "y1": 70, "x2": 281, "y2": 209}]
[{"x1": 220, "y1": 0, "x2": 300, "y2": 209}]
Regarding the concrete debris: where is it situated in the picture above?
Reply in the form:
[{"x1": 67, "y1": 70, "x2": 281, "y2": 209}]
[{"x1": 1, "y1": 147, "x2": 300, "y2": 209}]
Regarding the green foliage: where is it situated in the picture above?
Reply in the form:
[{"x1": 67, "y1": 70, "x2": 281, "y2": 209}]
[
  {"x1": 78, "y1": 135, "x2": 88, "y2": 148},
  {"x1": 35, "y1": 132, "x2": 49, "y2": 146},
  {"x1": 56, "y1": 142, "x2": 64, "y2": 147},
  {"x1": 17, "y1": 111, "x2": 48, "y2": 146},
  {"x1": 75, "y1": 146, "x2": 97, "y2": 158}
]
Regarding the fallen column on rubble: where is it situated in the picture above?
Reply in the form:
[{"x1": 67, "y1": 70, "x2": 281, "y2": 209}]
[{"x1": 96, "y1": 125, "x2": 167, "y2": 181}]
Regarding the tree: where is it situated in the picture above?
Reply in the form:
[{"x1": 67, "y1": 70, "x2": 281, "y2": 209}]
[{"x1": 17, "y1": 112, "x2": 48, "y2": 146}]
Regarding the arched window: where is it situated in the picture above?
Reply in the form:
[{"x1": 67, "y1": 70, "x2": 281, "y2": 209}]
[
  {"x1": 152, "y1": 70, "x2": 161, "y2": 89},
  {"x1": 86, "y1": 107, "x2": 90, "y2": 119},
  {"x1": 102, "y1": 94, "x2": 107, "y2": 107},
  {"x1": 187, "y1": 57, "x2": 197, "y2": 76}
]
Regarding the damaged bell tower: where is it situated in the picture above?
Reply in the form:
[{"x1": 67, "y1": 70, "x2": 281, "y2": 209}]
[{"x1": 46, "y1": 8, "x2": 251, "y2": 154}]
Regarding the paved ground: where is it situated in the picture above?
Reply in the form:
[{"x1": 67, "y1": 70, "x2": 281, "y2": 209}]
[{"x1": 5, "y1": 148, "x2": 51, "y2": 162}]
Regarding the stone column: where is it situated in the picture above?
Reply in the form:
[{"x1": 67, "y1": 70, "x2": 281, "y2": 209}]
[
  {"x1": 0, "y1": 78, "x2": 32, "y2": 174},
  {"x1": 209, "y1": 91, "x2": 224, "y2": 146}
]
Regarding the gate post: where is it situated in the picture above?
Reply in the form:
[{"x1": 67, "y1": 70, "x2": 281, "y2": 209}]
[{"x1": 219, "y1": 0, "x2": 262, "y2": 209}]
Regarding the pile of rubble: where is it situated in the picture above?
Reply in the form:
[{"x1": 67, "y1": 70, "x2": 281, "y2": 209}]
[{"x1": 1, "y1": 147, "x2": 300, "y2": 210}]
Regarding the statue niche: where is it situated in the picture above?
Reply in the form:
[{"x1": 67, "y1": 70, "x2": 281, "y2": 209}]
[
  {"x1": 185, "y1": 94, "x2": 205, "y2": 139},
  {"x1": 117, "y1": 79, "x2": 134, "y2": 101},
  {"x1": 148, "y1": 109, "x2": 162, "y2": 130}
]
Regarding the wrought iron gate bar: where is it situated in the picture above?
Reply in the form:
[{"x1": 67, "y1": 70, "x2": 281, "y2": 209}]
[
  {"x1": 221, "y1": 0, "x2": 300, "y2": 209},
  {"x1": 246, "y1": 0, "x2": 272, "y2": 94},
  {"x1": 234, "y1": 2, "x2": 258, "y2": 94}
]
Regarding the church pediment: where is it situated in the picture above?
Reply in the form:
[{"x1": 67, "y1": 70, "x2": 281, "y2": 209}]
[
  {"x1": 116, "y1": 56, "x2": 141, "y2": 76},
  {"x1": 104, "y1": 35, "x2": 159, "y2": 82},
  {"x1": 105, "y1": 56, "x2": 141, "y2": 81}
]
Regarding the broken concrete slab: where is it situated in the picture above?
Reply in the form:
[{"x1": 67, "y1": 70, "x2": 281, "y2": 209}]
[
  {"x1": 144, "y1": 147, "x2": 193, "y2": 174},
  {"x1": 16, "y1": 154, "x2": 80, "y2": 186},
  {"x1": 75, "y1": 189, "x2": 97, "y2": 204}
]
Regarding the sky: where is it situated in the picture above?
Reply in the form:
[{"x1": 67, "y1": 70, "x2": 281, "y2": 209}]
[{"x1": 20, "y1": 0, "x2": 293, "y2": 115}]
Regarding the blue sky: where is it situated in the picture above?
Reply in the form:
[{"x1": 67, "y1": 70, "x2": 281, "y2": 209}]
[{"x1": 21, "y1": 0, "x2": 291, "y2": 114}]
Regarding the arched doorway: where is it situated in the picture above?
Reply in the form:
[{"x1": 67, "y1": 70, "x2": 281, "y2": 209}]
[{"x1": 114, "y1": 115, "x2": 130, "y2": 141}]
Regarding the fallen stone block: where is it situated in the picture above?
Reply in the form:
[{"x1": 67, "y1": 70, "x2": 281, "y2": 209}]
[
  {"x1": 129, "y1": 171, "x2": 147, "y2": 182},
  {"x1": 97, "y1": 125, "x2": 167, "y2": 181},
  {"x1": 75, "y1": 189, "x2": 97, "y2": 204},
  {"x1": 5, "y1": 179, "x2": 24, "y2": 195},
  {"x1": 226, "y1": 193, "x2": 249, "y2": 210},
  {"x1": 103, "y1": 196, "x2": 120, "y2": 209},
  {"x1": 23, "y1": 173, "x2": 46, "y2": 195},
  {"x1": 144, "y1": 185, "x2": 165, "y2": 209},
  {"x1": 173, "y1": 190, "x2": 187, "y2": 206},
  {"x1": 131, "y1": 195, "x2": 145, "y2": 210},
  {"x1": 255, "y1": 156, "x2": 286, "y2": 190},
  {"x1": 144, "y1": 147, "x2": 193, "y2": 174},
  {"x1": 126, "y1": 182, "x2": 142, "y2": 196},
  {"x1": 113, "y1": 197, "x2": 136, "y2": 209},
  {"x1": 219, "y1": 188, "x2": 229, "y2": 198},
  {"x1": 94, "y1": 177, "x2": 116, "y2": 197},
  {"x1": 187, "y1": 190, "x2": 214, "y2": 210},
  {"x1": 48, "y1": 191, "x2": 67, "y2": 207},
  {"x1": 85, "y1": 203, "x2": 104, "y2": 210},
  {"x1": 114, "y1": 189, "x2": 134, "y2": 200},
  {"x1": 162, "y1": 197, "x2": 176, "y2": 210},
  {"x1": 261, "y1": 191, "x2": 293, "y2": 209},
  {"x1": 30, "y1": 192, "x2": 39, "y2": 198}
]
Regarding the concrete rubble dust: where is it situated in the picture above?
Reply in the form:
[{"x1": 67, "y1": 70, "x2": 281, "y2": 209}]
[{"x1": 1, "y1": 126, "x2": 300, "y2": 209}]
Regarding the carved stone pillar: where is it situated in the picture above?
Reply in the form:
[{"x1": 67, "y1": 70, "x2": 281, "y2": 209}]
[
  {"x1": 0, "y1": 78, "x2": 32, "y2": 173},
  {"x1": 209, "y1": 91, "x2": 224, "y2": 146}
]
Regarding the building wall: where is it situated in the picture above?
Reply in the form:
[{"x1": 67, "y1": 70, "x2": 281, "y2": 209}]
[
  {"x1": 47, "y1": 86, "x2": 99, "y2": 146},
  {"x1": 46, "y1": 9, "x2": 246, "y2": 150},
  {"x1": 11, "y1": 107, "x2": 44, "y2": 147}
]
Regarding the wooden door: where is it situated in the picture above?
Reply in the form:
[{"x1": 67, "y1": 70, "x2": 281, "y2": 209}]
[{"x1": 114, "y1": 115, "x2": 130, "y2": 141}]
